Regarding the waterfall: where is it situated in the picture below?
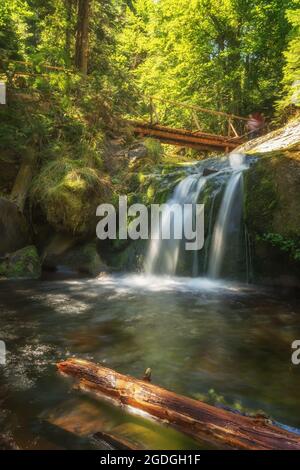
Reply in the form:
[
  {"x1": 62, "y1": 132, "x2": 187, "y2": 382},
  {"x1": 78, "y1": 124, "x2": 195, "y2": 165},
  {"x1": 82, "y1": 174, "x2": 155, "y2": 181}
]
[
  {"x1": 144, "y1": 173, "x2": 206, "y2": 275},
  {"x1": 208, "y1": 153, "x2": 247, "y2": 279},
  {"x1": 144, "y1": 152, "x2": 248, "y2": 280}
]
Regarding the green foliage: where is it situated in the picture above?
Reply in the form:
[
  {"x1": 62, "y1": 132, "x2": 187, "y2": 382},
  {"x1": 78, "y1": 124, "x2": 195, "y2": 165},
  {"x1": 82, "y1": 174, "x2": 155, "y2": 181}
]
[
  {"x1": 277, "y1": 0, "x2": 300, "y2": 111},
  {"x1": 0, "y1": 245, "x2": 41, "y2": 279},
  {"x1": 0, "y1": 1, "x2": 22, "y2": 60},
  {"x1": 143, "y1": 138, "x2": 163, "y2": 163},
  {"x1": 259, "y1": 233, "x2": 300, "y2": 261},
  {"x1": 118, "y1": 0, "x2": 295, "y2": 126}
]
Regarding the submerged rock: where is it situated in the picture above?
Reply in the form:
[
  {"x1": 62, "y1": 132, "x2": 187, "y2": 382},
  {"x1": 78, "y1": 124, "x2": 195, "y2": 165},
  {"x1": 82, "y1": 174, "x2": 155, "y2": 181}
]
[{"x1": 0, "y1": 245, "x2": 41, "y2": 280}]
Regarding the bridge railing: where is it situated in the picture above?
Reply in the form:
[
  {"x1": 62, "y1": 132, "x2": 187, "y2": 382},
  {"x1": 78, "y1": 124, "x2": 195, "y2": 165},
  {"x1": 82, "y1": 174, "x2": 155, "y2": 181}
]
[{"x1": 135, "y1": 96, "x2": 250, "y2": 140}]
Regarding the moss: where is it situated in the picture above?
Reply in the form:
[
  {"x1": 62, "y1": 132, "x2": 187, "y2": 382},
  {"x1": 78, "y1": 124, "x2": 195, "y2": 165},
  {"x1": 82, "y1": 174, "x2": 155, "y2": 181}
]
[
  {"x1": 244, "y1": 150, "x2": 300, "y2": 238},
  {"x1": 244, "y1": 154, "x2": 279, "y2": 235},
  {"x1": 30, "y1": 159, "x2": 112, "y2": 236},
  {"x1": 0, "y1": 245, "x2": 41, "y2": 279}
]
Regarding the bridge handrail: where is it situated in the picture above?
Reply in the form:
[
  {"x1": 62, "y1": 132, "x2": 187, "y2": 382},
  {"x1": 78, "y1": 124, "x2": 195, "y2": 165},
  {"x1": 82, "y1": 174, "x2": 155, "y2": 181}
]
[{"x1": 147, "y1": 96, "x2": 249, "y2": 122}]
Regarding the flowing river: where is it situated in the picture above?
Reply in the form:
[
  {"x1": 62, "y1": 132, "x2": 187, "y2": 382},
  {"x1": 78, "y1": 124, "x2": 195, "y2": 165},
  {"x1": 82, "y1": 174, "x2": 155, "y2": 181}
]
[
  {"x1": 0, "y1": 152, "x2": 299, "y2": 449},
  {"x1": 0, "y1": 274, "x2": 300, "y2": 449}
]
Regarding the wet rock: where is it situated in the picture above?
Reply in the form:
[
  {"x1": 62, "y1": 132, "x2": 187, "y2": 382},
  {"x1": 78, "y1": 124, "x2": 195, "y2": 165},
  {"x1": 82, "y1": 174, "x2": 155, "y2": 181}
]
[
  {"x1": 43, "y1": 233, "x2": 78, "y2": 262},
  {"x1": 203, "y1": 168, "x2": 218, "y2": 176},
  {"x1": 44, "y1": 241, "x2": 107, "y2": 276},
  {"x1": 128, "y1": 143, "x2": 148, "y2": 159},
  {"x1": 0, "y1": 245, "x2": 41, "y2": 280},
  {"x1": 0, "y1": 197, "x2": 30, "y2": 256},
  {"x1": 237, "y1": 118, "x2": 300, "y2": 154}
]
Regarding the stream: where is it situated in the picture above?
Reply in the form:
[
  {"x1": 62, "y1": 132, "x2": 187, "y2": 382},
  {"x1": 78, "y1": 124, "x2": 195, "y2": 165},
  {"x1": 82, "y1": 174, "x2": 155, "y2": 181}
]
[
  {"x1": 1, "y1": 152, "x2": 299, "y2": 450},
  {"x1": 0, "y1": 274, "x2": 299, "y2": 449}
]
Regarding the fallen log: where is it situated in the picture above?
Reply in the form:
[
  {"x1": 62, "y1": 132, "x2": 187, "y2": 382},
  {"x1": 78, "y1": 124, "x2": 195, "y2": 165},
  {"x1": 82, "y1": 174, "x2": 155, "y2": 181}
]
[{"x1": 57, "y1": 358, "x2": 300, "y2": 450}]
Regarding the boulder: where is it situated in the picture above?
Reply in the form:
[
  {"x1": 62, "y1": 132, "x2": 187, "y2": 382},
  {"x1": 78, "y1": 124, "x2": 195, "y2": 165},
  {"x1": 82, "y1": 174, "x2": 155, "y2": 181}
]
[
  {"x1": 43, "y1": 241, "x2": 107, "y2": 276},
  {"x1": 0, "y1": 245, "x2": 41, "y2": 280},
  {"x1": 128, "y1": 143, "x2": 148, "y2": 159}
]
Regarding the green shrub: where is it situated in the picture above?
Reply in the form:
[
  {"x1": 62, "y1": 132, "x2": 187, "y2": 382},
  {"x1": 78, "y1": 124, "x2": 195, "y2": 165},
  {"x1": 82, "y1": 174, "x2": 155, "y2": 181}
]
[
  {"x1": 144, "y1": 138, "x2": 163, "y2": 163},
  {"x1": 259, "y1": 232, "x2": 300, "y2": 261}
]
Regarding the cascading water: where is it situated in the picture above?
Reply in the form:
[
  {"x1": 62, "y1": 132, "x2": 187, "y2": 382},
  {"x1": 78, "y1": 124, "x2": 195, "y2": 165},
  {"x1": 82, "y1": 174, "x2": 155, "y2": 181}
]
[
  {"x1": 144, "y1": 173, "x2": 206, "y2": 275},
  {"x1": 208, "y1": 153, "x2": 248, "y2": 279},
  {"x1": 144, "y1": 152, "x2": 249, "y2": 280}
]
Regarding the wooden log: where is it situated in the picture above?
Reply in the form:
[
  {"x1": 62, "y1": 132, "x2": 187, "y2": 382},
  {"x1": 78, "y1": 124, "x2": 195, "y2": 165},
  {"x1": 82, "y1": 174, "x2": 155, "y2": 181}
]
[
  {"x1": 128, "y1": 120, "x2": 242, "y2": 151},
  {"x1": 57, "y1": 359, "x2": 300, "y2": 450}
]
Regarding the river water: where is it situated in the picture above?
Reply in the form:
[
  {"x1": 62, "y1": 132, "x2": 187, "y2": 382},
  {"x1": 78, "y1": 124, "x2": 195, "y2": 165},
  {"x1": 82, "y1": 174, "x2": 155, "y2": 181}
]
[{"x1": 0, "y1": 274, "x2": 299, "y2": 449}]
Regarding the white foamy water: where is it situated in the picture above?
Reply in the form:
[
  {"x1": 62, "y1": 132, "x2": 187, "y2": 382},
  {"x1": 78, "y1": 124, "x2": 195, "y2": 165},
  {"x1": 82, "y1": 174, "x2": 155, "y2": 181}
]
[
  {"x1": 144, "y1": 173, "x2": 206, "y2": 275},
  {"x1": 229, "y1": 152, "x2": 247, "y2": 170},
  {"x1": 91, "y1": 273, "x2": 247, "y2": 295},
  {"x1": 208, "y1": 171, "x2": 244, "y2": 278}
]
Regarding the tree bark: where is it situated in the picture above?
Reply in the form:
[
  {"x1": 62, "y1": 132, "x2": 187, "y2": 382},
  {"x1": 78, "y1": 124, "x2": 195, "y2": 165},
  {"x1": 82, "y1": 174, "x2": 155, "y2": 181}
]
[
  {"x1": 75, "y1": 0, "x2": 90, "y2": 75},
  {"x1": 57, "y1": 358, "x2": 300, "y2": 450},
  {"x1": 11, "y1": 147, "x2": 37, "y2": 212},
  {"x1": 64, "y1": 0, "x2": 75, "y2": 66}
]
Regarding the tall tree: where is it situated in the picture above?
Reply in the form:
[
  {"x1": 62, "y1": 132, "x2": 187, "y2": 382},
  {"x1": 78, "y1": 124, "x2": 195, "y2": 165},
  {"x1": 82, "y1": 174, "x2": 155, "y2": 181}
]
[{"x1": 75, "y1": 0, "x2": 91, "y2": 74}]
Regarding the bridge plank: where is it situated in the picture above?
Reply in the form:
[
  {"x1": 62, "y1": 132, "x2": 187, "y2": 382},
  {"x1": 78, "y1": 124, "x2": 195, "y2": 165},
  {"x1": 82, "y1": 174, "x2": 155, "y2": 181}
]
[{"x1": 130, "y1": 121, "x2": 243, "y2": 151}]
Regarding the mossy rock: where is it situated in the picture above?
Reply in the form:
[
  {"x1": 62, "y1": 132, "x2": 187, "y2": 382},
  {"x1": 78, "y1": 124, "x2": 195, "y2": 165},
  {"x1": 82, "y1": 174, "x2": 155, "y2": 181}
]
[
  {"x1": 244, "y1": 150, "x2": 300, "y2": 235},
  {"x1": 102, "y1": 239, "x2": 146, "y2": 272},
  {"x1": 0, "y1": 245, "x2": 41, "y2": 280},
  {"x1": 30, "y1": 159, "x2": 112, "y2": 237}
]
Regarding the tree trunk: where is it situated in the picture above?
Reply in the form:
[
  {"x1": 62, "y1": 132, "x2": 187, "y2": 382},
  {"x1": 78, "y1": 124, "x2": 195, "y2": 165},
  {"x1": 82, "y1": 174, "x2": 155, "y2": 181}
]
[
  {"x1": 64, "y1": 0, "x2": 75, "y2": 66},
  {"x1": 57, "y1": 358, "x2": 300, "y2": 450},
  {"x1": 11, "y1": 147, "x2": 37, "y2": 212},
  {"x1": 75, "y1": 0, "x2": 90, "y2": 75}
]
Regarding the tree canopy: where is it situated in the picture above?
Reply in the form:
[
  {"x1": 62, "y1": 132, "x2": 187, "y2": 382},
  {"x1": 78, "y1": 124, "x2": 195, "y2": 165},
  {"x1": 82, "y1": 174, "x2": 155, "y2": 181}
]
[{"x1": 0, "y1": 0, "x2": 299, "y2": 123}]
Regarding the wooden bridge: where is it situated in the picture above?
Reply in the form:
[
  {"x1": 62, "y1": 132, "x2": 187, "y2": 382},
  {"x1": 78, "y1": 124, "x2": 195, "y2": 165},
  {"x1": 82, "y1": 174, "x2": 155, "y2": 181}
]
[{"x1": 129, "y1": 97, "x2": 249, "y2": 152}]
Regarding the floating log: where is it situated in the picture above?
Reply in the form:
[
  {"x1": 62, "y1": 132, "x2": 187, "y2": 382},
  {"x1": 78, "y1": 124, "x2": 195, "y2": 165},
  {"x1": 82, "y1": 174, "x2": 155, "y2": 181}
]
[{"x1": 57, "y1": 358, "x2": 300, "y2": 450}]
